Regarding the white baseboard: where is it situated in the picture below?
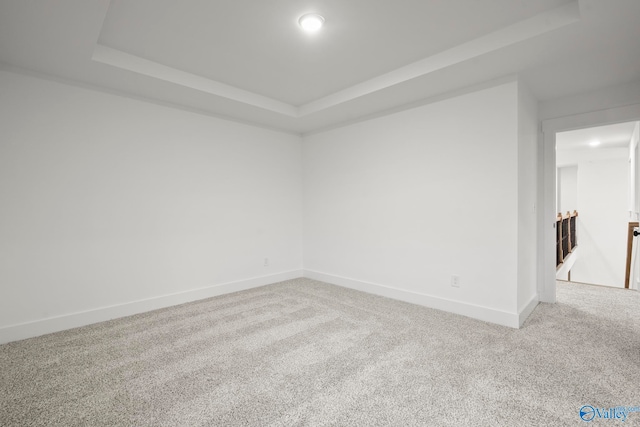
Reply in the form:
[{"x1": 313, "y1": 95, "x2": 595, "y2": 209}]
[
  {"x1": 303, "y1": 270, "x2": 521, "y2": 328},
  {"x1": 0, "y1": 270, "x2": 303, "y2": 344},
  {"x1": 518, "y1": 295, "x2": 539, "y2": 327}
]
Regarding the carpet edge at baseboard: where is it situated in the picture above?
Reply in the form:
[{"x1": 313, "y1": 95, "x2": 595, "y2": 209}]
[
  {"x1": 303, "y1": 269, "x2": 522, "y2": 328},
  {"x1": 0, "y1": 269, "x2": 304, "y2": 344}
]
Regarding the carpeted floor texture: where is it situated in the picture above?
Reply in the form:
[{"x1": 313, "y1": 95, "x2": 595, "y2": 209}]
[{"x1": 1, "y1": 278, "x2": 639, "y2": 426}]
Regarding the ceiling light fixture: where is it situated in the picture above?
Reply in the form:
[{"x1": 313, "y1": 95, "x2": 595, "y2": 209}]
[
  {"x1": 589, "y1": 140, "x2": 601, "y2": 147},
  {"x1": 299, "y1": 13, "x2": 324, "y2": 32}
]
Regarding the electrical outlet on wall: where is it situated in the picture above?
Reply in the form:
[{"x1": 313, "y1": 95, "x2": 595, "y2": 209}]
[
  {"x1": 451, "y1": 275, "x2": 460, "y2": 288},
  {"x1": 264, "y1": 258, "x2": 269, "y2": 267}
]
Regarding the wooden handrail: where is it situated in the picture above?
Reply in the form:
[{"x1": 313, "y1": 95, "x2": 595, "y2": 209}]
[
  {"x1": 559, "y1": 210, "x2": 579, "y2": 220},
  {"x1": 624, "y1": 222, "x2": 639, "y2": 289}
]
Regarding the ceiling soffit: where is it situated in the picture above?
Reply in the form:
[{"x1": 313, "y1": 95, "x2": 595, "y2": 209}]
[{"x1": 92, "y1": 1, "x2": 580, "y2": 119}]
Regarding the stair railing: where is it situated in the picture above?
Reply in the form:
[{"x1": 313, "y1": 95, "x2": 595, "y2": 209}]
[{"x1": 556, "y1": 210, "x2": 578, "y2": 268}]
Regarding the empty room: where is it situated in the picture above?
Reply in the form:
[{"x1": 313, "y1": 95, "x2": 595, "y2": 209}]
[{"x1": 1, "y1": 1, "x2": 640, "y2": 425}]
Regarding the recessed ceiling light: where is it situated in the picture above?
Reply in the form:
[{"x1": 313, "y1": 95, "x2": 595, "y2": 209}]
[
  {"x1": 299, "y1": 13, "x2": 324, "y2": 32},
  {"x1": 589, "y1": 140, "x2": 601, "y2": 147}
]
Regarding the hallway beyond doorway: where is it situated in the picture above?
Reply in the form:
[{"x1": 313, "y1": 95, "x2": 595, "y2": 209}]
[{"x1": 556, "y1": 121, "x2": 639, "y2": 289}]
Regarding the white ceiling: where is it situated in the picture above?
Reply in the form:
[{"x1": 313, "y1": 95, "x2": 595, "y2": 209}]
[
  {"x1": 556, "y1": 121, "x2": 638, "y2": 150},
  {"x1": 1, "y1": 0, "x2": 639, "y2": 134}
]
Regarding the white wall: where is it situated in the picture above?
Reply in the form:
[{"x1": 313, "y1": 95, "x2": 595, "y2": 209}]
[
  {"x1": 630, "y1": 122, "x2": 640, "y2": 219},
  {"x1": 629, "y1": 122, "x2": 639, "y2": 290},
  {"x1": 0, "y1": 71, "x2": 545, "y2": 342},
  {"x1": 575, "y1": 158, "x2": 628, "y2": 287},
  {"x1": 557, "y1": 166, "x2": 578, "y2": 213},
  {"x1": 556, "y1": 147, "x2": 629, "y2": 287},
  {"x1": 0, "y1": 70, "x2": 303, "y2": 343},
  {"x1": 303, "y1": 81, "x2": 527, "y2": 327},
  {"x1": 517, "y1": 82, "x2": 538, "y2": 316}
]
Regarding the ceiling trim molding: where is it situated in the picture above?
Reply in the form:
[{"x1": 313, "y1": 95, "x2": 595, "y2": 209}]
[
  {"x1": 91, "y1": 1, "x2": 580, "y2": 119},
  {"x1": 92, "y1": 44, "x2": 299, "y2": 117},
  {"x1": 298, "y1": 1, "x2": 581, "y2": 116}
]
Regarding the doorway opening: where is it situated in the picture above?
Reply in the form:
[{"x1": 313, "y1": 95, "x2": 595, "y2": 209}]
[
  {"x1": 539, "y1": 103, "x2": 640, "y2": 304},
  {"x1": 555, "y1": 121, "x2": 639, "y2": 288}
]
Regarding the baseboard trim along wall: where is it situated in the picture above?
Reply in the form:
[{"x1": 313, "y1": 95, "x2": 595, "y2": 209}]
[
  {"x1": 303, "y1": 270, "x2": 525, "y2": 328},
  {"x1": 0, "y1": 270, "x2": 303, "y2": 344},
  {"x1": 518, "y1": 295, "x2": 539, "y2": 327}
]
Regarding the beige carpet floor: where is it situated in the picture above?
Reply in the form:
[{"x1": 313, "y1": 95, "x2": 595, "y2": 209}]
[{"x1": 1, "y1": 278, "x2": 639, "y2": 426}]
